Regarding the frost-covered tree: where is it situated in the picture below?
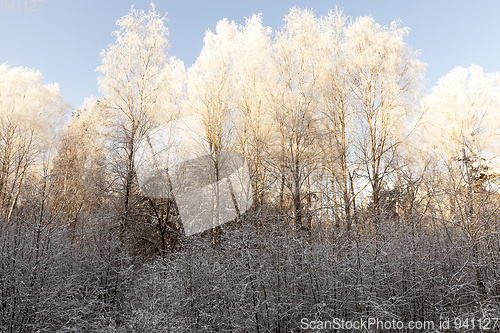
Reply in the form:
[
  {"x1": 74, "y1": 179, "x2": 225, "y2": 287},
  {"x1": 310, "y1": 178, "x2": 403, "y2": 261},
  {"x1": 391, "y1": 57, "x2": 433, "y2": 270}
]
[
  {"x1": 51, "y1": 97, "x2": 108, "y2": 240},
  {"x1": 421, "y1": 65, "x2": 500, "y2": 219},
  {"x1": 97, "y1": 3, "x2": 184, "y2": 220},
  {"x1": 318, "y1": 9, "x2": 358, "y2": 230},
  {"x1": 231, "y1": 14, "x2": 274, "y2": 208},
  {"x1": 270, "y1": 8, "x2": 325, "y2": 230},
  {"x1": 186, "y1": 18, "x2": 238, "y2": 156},
  {"x1": 0, "y1": 64, "x2": 66, "y2": 222},
  {"x1": 346, "y1": 17, "x2": 425, "y2": 216},
  {"x1": 421, "y1": 65, "x2": 500, "y2": 295},
  {"x1": 184, "y1": 18, "x2": 240, "y2": 242},
  {"x1": 422, "y1": 64, "x2": 500, "y2": 166}
]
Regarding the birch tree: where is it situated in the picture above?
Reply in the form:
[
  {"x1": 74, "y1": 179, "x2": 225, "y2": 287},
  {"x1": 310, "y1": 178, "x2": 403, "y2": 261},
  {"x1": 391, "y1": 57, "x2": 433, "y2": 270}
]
[
  {"x1": 421, "y1": 65, "x2": 500, "y2": 296},
  {"x1": 186, "y1": 18, "x2": 238, "y2": 156},
  {"x1": 231, "y1": 14, "x2": 274, "y2": 208},
  {"x1": 51, "y1": 98, "x2": 108, "y2": 240},
  {"x1": 270, "y1": 8, "x2": 324, "y2": 230},
  {"x1": 346, "y1": 17, "x2": 425, "y2": 217},
  {"x1": 183, "y1": 19, "x2": 240, "y2": 242},
  {"x1": 97, "y1": 4, "x2": 184, "y2": 222},
  {"x1": 422, "y1": 64, "x2": 500, "y2": 166},
  {"x1": 318, "y1": 10, "x2": 358, "y2": 230},
  {"x1": 0, "y1": 64, "x2": 66, "y2": 222}
]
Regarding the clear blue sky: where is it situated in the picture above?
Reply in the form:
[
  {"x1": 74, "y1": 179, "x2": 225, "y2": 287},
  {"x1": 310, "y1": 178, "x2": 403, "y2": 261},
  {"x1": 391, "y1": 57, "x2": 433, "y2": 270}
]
[{"x1": 1, "y1": 0, "x2": 499, "y2": 109}]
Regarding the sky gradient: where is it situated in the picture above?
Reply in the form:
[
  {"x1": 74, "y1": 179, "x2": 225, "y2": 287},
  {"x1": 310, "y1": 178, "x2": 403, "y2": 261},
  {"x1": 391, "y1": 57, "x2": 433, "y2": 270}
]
[{"x1": 1, "y1": 0, "x2": 499, "y2": 109}]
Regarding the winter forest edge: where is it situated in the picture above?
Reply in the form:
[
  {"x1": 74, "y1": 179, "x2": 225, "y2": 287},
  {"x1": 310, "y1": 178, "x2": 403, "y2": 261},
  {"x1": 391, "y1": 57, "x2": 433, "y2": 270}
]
[{"x1": 2, "y1": 3, "x2": 500, "y2": 332}]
